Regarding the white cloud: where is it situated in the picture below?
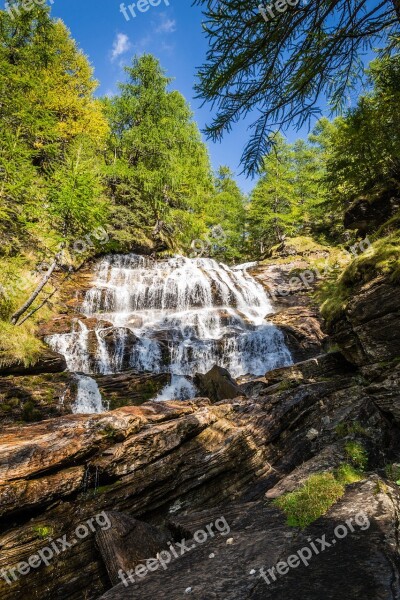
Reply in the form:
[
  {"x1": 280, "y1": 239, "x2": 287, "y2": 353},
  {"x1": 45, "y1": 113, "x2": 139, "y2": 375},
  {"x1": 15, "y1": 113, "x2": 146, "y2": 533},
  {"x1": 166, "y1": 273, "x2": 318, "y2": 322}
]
[
  {"x1": 155, "y1": 14, "x2": 177, "y2": 34},
  {"x1": 111, "y1": 33, "x2": 131, "y2": 61}
]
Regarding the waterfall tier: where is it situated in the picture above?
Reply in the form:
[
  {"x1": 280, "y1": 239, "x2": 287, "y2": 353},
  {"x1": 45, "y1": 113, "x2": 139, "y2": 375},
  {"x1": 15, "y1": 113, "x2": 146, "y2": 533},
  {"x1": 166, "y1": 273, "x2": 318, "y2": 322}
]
[{"x1": 48, "y1": 255, "x2": 292, "y2": 405}]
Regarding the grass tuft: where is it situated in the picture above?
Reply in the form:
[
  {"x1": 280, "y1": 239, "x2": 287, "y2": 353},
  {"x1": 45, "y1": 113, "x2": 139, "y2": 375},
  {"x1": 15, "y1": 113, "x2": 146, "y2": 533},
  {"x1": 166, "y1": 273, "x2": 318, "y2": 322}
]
[{"x1": 273, "y1": 472, "x2": 345, "y2": 528}]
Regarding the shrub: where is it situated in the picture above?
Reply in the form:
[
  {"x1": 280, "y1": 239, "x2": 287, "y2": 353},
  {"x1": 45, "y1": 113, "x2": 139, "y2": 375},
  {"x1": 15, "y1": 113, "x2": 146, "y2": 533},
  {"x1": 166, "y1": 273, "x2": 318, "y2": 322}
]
[{"x1": 385, "y1": 463, "x2": 400, "y2": 485}]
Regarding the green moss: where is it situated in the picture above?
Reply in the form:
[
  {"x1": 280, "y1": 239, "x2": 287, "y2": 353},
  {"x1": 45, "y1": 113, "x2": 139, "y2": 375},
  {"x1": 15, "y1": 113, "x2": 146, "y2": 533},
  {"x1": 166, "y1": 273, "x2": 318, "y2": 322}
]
[
  {"x1": 335, "y1": 421, "x2": 368, "y2": 438},
  {"x1": 22, "y1": 401, "x2": 42, "y2": 422},
  {"x1": 344, "y1": 441, "x2": 368, "y2": 470},
  {"x1": 276, "y1": 379, "x2": 299, "y2": 391},
  {"x1": 334, "y1": 463, "x2": 364, "y2": 485},
  {"x1": 33, "y1": 525, "x2": 54, "y2": 538},
  {"x1": 273, "y1": 473, "x2": 345, "y2": 528},
  {"x1": 385, "y1": 463, "x2": 400, "y2": 485},
  {"x1": 319, "y1": 232, "x2": 400, "y2": 323}
]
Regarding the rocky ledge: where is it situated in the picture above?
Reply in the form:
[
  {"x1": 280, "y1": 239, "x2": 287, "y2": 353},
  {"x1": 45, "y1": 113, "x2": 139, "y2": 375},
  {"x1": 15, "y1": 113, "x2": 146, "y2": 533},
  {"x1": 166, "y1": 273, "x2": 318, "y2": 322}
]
[{"x1": 1, "y1": 348, "x2": 400, "y2": 599}]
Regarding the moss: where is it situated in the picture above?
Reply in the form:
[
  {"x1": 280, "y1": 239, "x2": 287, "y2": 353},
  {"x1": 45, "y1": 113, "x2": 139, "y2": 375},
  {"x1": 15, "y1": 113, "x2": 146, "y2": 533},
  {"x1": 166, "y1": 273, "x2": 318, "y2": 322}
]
[
  {"x1": 319, "y1": 232, "x2": 400, "y2": 323},
  {"x1": 385, "y1": 463, "x2": 400, "y2": 485},
  {"x1": 33, "y1": 525, "x2": 54, "y2": 538},
  {"x1": 334, "y1": 463, "x2": 364, "y2": 484},
  {"x1": 276, "y1": 379, "x2": 299, "y2": 391},
  {"x1": 273, "y1": 473, "x2": 345, "y2": 528},
  {"x1": 374, "y1": 479, "x2": 389, "y2": 495},
  {"x1": 0, "y1": 320, "x2": 44, "y2": 368},
  {"x1": 22, "y1": 401, "x2": 42, "y2": 422},
  {"x1": 335, "y1": 421, "x2": 369, "y2": 438},
  {"x1": 344, "y1": 441, "x2": 368, "y2": 470}
]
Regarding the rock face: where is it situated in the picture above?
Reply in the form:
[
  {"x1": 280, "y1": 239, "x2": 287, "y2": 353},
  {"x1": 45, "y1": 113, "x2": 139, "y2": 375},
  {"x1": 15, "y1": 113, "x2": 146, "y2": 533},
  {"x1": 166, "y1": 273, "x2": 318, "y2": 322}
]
[
  {"x1": 330, "y1": 277, "x2": 400, "y2": 366},
  {"x1": 95, "y1": 371, "x2": 170, "y2": 410},
  {"x1": 250, "y1": 262, "x2": 327, "y2": 361},
  {"x1": 0, "y1": 370, "x2": 171, "y2": 426},
  {"x1": 1, "y1": 249, "x2": 400, "y2": 600},
  {"x1": 0, "y1": 352, "x2": 399, "y2": 600},
  {"x1": 344, "y1": 186, "x2": 400, "y2": 235},
  {"x1": 98, "y1": 479, "x2": 400, "y2": 600},
  {"x1": 0, "y1": 348, "x2": 67, "y2": 376},
  {"x1": 194, "y1": 365, "x2": 246, "y2": 401},
  {"x1": 0, "y1": 371, "x2": 75, "y2": 425}
]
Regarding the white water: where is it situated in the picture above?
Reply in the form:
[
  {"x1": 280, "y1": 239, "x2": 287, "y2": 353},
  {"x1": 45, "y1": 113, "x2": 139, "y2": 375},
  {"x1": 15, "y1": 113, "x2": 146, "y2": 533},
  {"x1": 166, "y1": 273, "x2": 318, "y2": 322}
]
[
  {"x1": 48, "y1": 255, "x2": 292, "y2": 406},
  {"x1": 73, "y1": 375, "x2": 107, "y2": 414}
]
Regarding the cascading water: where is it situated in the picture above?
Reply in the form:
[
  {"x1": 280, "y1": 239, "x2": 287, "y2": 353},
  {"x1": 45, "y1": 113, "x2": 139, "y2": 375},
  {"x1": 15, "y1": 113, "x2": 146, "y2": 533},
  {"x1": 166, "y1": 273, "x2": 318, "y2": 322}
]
[{"x1": 47, "y1": 254, "x2": 292, "y2": 409}]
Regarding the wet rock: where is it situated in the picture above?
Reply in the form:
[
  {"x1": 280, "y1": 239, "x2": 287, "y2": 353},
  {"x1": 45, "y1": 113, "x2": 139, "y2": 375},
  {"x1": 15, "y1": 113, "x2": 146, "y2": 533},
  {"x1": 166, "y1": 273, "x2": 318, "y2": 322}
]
[
  {"x1": 269, "y1": 307, "x2": 327, "y2": 362},
  {"x1": 250, "y1": 263, "x2": 327, "y2": 361},
  {"x1": 94, "y1": 371, "x2": 170, "y2": 409},
  {"x1": 194, "y1": 365, "x2": 246, "y2": 401},
  {"x1": 265, "y1": 352, "x2": 356, "y2": 385},
  {"x1": 39, "y1": 316, "x2": 113, "y2": 338}
]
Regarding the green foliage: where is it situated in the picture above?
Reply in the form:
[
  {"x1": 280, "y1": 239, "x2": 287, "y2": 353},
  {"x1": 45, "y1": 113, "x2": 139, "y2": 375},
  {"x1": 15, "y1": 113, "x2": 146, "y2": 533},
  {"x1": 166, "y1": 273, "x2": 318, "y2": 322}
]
[
  {"x1": 334, "y1": 464, "x2": 364, "y2": 485},
  {"x1": 102, "y1": 55, "x2": 217, "y2": 254},
  {"x1": 273, "y1": 473, "x2": 345, "y2": 528},
  {"x1": 319, "y1": 232, "x2": 400, "y2": 323},
  {"x1": 344, "y1": 441, "x2": 368, "y2": 471},
  {"x1": 33, "y1": 525, "x2": 54, "y2": 538},
  {"x1": 194, "y1": 0, "x2": 400, "y2": 174},
  {"x1": 384, "y1": 463, "x2": 400, "y2": 485},
  {"x1": 335, "y1": 421, "x2": 368, "y2": 438},
  {"x1": 247, "y1": 134, "x2": 326, "y2": 255}
]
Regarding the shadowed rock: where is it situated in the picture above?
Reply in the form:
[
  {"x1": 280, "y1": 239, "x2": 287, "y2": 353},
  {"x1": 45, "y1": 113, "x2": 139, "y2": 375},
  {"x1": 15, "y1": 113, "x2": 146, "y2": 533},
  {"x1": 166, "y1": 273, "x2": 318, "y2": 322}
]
[
  {"x1": 95, "y1": 512, "x2": 169, "y2": 586},
  {"x1": 194, "y1": 365, "x2": 246, "y2": 401}
]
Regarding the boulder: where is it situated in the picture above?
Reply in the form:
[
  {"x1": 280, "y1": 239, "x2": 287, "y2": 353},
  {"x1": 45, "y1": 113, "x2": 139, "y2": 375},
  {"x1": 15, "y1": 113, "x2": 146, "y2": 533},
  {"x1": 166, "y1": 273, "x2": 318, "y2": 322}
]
[
  {"x1": 194, "y1": 365, "x2": 246, "y2": 401},
  {"x1": 269, "y1": 307, "x2": 327, "y2": 362}
]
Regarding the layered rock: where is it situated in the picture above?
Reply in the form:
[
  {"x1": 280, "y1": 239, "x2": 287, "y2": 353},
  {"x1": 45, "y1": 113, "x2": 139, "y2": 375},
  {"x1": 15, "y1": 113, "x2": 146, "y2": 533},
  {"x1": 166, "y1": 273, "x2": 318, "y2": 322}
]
[
  {"x1": 250, "y1": 261, "x2": 327, "y2": 362},
  {"x1": 329, "y1": 277, "x2": 400, "y2": 366},
  {"x1": 0, "y1": 353, "x2": 398, "y2": 600},
  {"x1": 0, "y1": 348, "x2": 67, "y2": 376},
  {"x1": 98, "y1": 479, "x2": 400, "y2": 600}
]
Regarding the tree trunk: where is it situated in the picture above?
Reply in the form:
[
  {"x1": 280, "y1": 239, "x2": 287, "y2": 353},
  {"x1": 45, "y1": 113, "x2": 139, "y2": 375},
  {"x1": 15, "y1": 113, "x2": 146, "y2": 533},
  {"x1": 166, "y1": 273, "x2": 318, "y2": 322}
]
[{"x1": 11, "y1": 254, "x2": 61, "y2": 325}]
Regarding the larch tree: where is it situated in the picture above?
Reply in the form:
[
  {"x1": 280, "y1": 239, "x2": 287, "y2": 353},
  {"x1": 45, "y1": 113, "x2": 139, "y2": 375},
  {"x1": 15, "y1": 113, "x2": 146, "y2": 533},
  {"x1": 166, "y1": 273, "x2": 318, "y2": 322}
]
[{"x1": 195, "y1": 0, "x2": 400, "y2": 175}]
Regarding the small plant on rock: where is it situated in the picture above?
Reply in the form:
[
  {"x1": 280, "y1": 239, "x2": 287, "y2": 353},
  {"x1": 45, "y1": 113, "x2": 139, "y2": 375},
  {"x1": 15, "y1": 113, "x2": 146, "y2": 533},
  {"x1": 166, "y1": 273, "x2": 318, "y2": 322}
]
[
  {"x1": 344, "y1": 441, "x2": 368, "y2": 471},
  {"x1": 273, "y1": 473, "x2": 345, "y2": 528}
]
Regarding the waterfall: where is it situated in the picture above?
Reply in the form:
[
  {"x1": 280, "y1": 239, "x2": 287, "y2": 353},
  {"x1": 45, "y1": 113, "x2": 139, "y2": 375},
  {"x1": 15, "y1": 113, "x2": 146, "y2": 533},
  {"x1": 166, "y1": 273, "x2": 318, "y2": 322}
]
[
  {"x1": 73, "y1": 375, "x2": 107, "y2": 414},
  {"x1": 47, "y1": 254, "x2": 292, "y2": 407}
]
